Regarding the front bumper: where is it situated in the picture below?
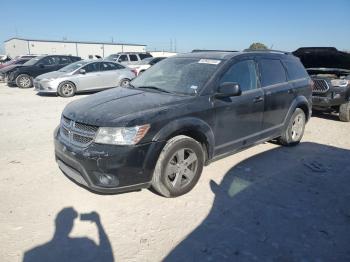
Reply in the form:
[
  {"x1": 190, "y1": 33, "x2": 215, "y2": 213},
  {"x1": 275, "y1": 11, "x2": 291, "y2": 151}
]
[
  {"x1": 312, "y1": 90, "x2": 349, "y2": 108},
  {"x1": 34, "y1": 79, "x2": 58, "y2": 93},
  {"x1": 54, "y1": 127, "x2": 165, "y2": 194}
]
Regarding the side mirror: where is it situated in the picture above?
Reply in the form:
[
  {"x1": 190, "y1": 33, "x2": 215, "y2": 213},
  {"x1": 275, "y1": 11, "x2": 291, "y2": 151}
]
[
  {"x1": 216, "y1": 82, "x2": 241, "y2": 98},
  {"x1": 79, "y1": 69, "x2": 86, "y2": 74}
]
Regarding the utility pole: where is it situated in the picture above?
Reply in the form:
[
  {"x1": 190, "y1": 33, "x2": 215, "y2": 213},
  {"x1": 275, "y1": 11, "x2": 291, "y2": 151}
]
[
  {"x1": 170, "y1": 39, "x2": 173, "y2": 52},
  {"x1": 174, "y1": 38, "x2": 177, "y2": 52}
]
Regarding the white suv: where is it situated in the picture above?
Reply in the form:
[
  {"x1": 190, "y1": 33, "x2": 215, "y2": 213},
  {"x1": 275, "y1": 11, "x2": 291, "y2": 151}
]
[{"x1": 105, "y1": 52, "x2": 152, "y2": 65}]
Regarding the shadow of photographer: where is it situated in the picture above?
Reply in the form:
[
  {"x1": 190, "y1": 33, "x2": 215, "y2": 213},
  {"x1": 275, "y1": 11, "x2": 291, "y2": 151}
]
[
  {"x1": 165, "y1": 142, "x2": 350, "y2": 261},
  {"x1": 23, "y1": 207, "x2": 114, "y2": 262}
]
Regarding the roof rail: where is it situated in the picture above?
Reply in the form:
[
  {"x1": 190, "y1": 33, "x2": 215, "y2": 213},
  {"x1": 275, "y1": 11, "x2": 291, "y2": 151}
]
[
  {"x1": 191, "y1": 49, "x2": 238, "y2": 53},
  {"x1": 243, "y1": 49, "x2": 291, "y2": 54}
]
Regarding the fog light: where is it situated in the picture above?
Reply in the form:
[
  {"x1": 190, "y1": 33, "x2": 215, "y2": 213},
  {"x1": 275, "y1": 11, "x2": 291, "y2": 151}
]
[{"x1": 94, "y1": 172, "x2": 119, "y2": 187}]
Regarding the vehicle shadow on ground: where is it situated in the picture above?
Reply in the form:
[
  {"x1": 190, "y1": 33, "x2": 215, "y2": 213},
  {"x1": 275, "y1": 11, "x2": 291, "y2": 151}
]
[
  {"x1": 23, "y1": 207, "x2": 114, "y2": 262},
  {"x1": 312, "y1": 111, "x2": 341, "y2": 121},
  {"x1": 165, "y1": 142, "x2": 350, "y2": 261}
]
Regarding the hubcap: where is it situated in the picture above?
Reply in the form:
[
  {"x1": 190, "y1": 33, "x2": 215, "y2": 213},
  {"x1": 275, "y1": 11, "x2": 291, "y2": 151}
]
[
  {"x1": 121, "y1": 80, "x2": 129, "y2": 87},
  {"x1": 165, "y1": 148, "x2": 198, "y2": 189},
  {"x1": 19, "y1": 76, "x2": 30, "y2": 88},
  {"x1": 291, "y1": 113, "x2": 304, "y2": 141},
  {"x1": 61, "y1": 83, "x2": 73, "y2": 96}
]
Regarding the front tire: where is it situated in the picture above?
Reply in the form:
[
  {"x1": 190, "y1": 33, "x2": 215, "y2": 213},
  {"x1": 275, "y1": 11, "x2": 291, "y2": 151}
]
[
  {"x1": 16, "y1": 74, "x2": 33, "y2": 88},
  {"x1": 57, "y1": 81, "x2": 76, "y2": 97},
  {"x1": 278, "y1": 108, "x2": 306, "y2": 146},
  {"x1": 151, "y1": 135, "x2": 204, "y2": 197},
  {"x1": 339, "y1": 102, "x2": 350, "y2": 122}
]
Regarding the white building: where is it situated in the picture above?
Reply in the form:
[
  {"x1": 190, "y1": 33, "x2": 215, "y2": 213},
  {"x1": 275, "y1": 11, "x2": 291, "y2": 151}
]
[{"x1": 4, "y1": 37, "x2": 146, "y2": 59}]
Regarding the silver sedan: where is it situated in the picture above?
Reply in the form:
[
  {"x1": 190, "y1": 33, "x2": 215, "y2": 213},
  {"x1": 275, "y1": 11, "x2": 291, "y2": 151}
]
[{"x1": 34, "y1": 60, "x2": 136, "y2": 97}]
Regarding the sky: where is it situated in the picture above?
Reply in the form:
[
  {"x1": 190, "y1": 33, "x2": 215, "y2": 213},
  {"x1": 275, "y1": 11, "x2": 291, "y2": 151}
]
[{"x1": 1, "y1": 0, "x2": 349, "y2": 54}]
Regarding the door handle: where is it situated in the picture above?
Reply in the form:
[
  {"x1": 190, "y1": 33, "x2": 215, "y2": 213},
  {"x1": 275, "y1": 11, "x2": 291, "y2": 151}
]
[{"x1": 254, "y1": 96, "x2": 264, "y2": 103}]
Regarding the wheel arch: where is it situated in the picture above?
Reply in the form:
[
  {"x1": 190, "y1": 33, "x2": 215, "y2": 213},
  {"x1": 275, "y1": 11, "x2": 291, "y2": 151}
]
[
  {"x1": 285, "y1": 96, "x2": 312, "y2": 125},
  {"x1": 152, "y1": 117, "x2": 215, "y2": 163}
]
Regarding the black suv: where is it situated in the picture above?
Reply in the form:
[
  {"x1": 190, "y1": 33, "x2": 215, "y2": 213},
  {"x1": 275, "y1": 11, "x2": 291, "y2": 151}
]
[
  {"x1": 293, "y1": 47, "x2": 350, "y2": 121},
  {"x1": 6, "y1": 55, "x2": 81, "y2": 88},
  {"x1": 54, "y1": 50, "x2": 312, "y2": 197}
]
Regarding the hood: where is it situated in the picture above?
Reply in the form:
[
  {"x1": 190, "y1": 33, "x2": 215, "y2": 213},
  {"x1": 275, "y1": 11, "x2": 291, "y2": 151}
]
[
  {"x1": 36, "y1": 71, "x2": 68, "y2": 80},
  {"x1": 293, "y1": 47, "x2": 350, "y2": 70},
  {"x1": 63, "y1": 87, "x2": 191, "y2": 126},
  {"x1": 0, "y1": 65, "x2": 21, "y2": 73}
]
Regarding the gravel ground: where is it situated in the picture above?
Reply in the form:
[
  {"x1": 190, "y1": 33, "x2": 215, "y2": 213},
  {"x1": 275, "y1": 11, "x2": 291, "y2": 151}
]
[{"x1": 0, "y1": 83, "x2": 349, "y2": 262}]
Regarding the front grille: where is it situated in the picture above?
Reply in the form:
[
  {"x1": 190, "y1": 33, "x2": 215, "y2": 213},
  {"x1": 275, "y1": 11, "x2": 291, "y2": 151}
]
[
  {"x1": 313, "y1": 79, "x2": 329, "y2": 94},
  {"x1": 60, "y1": 116, "x2": 98, "y2": 147}
]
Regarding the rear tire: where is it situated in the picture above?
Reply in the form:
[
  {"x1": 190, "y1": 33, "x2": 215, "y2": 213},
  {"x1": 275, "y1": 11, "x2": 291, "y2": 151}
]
[
  {"x1": 119, "y1": 78, "x2": 130, "y2": 87},
  {"x1": 57, "y1": 81, "x2": 76, "y2": 97},
  {"x1": 278, "y1": 108, "x2": 306, "y2": 146},
  {"x1": 339, "y1": 102, "x2": 350, "y2": 122},
  {"x1": 16, "y1": 74, "x2": 33, "y2": 88},
  {"x1": 151, "y1": 135, "x2": 204, "y2": 197}
]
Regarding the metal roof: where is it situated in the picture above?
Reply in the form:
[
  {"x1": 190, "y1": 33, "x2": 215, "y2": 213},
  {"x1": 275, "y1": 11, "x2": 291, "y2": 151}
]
[{"x1": 4, "y1": 37, "x2": 146, "y2": 47}]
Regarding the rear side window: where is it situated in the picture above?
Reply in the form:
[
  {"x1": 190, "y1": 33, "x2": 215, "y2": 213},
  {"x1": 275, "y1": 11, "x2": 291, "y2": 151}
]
[
  {"x1": 129, "y1": 55, "x2": 138, "y2": 61},
  {"x1": 282, "y1": 59, "x2": 308, "y2": 80},
  {"x1": 59, "y1": 57, "x2": 70, "y2": 65},
  {"x1": 139, "y1": 53, "x2": 152, "y2": 60},
  {"x1": 101, "y1": 62, "x2": 123, "y2": 71},
  {"x1": 219, "y1": 60, "x2": 258, "y2": 92},
  {"x1": 259, "y1": 59, "x2": 287, "y2": 87},
  {"x1": 40, "y1": 56, "x2": 58, "y2": 66}
]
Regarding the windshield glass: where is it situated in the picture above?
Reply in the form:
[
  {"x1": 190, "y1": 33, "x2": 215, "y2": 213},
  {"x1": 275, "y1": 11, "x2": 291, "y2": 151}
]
[
  {"x1": 131, "y1": 57, "x2": 221, "y2": 95},
  {"x1": 59, "y1": 60, "x2": 90, "y2": 72},
  {"x1": 23, "y1": 56, "x2": 45, "y2": 66},
  {"x1": 105, "y1": 54, "x2": 119, "y2": 61}
]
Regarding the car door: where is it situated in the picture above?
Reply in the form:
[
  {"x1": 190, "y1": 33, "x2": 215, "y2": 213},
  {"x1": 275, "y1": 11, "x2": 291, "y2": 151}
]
[
  {"x1": 213, "y1": 58, "x2": 265, "y2": 156},
  {"x1": 257, "y1": 58, "x2": 294, "y2": 134},
  {"x1": 76, "y1": 62, "x2": 102, "y2": 91},
  {"x1": 127, "y1": 54, "x2": 139, "y2": 65},
  {"x1": 117, "y1": 55, "x2": 128, "y2": 65},
  {"x1": 100, "y1": 62, "x2": 121, "y2": 87},
  {"x1": 35, "y1": 56, "x2": 59, "y2": 77}
]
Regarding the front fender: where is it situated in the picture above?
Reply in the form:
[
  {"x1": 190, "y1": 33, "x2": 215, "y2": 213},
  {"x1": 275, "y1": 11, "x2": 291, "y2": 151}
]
[{"x1": 152, "y1": 117, "x2": 215, "y2": 159}]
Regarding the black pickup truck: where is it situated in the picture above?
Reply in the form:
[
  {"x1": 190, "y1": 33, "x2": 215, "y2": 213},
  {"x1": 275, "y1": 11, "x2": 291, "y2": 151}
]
[{"x1": 293, "y1": 47, "x2": 350, "y2": 121}]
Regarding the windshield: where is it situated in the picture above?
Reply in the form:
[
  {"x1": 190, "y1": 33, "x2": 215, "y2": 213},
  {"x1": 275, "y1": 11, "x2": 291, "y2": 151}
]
[
  {"x1": 59, "y1": 60, "x2": 90, "y2": 72},
  {"x1": 131, "y1": 57, "x2": 221, "y2": 95},
  {"x1": 105, "y1": 54, "x2": 119, "y2": 61},
  {"x1": 23, "y1": 56, "x2": 45, "y2": 66}
]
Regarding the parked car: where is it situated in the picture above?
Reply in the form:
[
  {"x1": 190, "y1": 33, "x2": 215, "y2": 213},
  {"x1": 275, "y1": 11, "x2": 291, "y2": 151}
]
[
  {"x1": 0, "y1": 55, "x2": 11, "y2": 64},
  {"x1": 0, "y1": 58, "x2": 33, "y2": 82},
  {"x1": 34, "y1": 60, "x2": 136, "y2": 97},
  {"x1": 105, "y1": 52, "x2": 152, "y2": 65},
  {"x1": 6, "y1": 55, "x2": 81, "y2": 88},
  {"x1": 293, "y1": 47, "x2": 350, "y2": 121},
  {"x1": 54, "y1": 50, "x2": 312, "y2": 197},
  {"x1": 128, "y1": 57, "x2": 166, "y2": 75}
]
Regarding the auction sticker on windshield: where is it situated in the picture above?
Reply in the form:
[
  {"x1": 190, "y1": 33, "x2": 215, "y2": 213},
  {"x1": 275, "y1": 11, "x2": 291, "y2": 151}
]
[{"x1": 198, "y1": 59, "x2": 221, "y2": 65}]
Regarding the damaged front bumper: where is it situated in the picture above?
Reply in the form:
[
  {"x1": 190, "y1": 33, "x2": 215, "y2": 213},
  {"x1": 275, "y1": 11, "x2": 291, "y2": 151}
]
[{"x1": 54, "y1": 126, "x2": 165, "y2": 194}]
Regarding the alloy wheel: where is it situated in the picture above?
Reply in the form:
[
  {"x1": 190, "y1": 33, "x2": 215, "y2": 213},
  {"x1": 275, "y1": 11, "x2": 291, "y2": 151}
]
[
  {"x1": 291, "y1": 112, "x2": 305, "y2": 141},
  {"x1": 165, "y1": 148, "x2": 198, "y2": 189}
]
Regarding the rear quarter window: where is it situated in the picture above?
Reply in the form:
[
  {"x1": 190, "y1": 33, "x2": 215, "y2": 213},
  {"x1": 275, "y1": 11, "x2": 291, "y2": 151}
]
[
  {"x1": 282, "y1": 59, "x2": 309, "y2": 80},
  {"x1": 259, "y1": 59, "x2": 287, "y2": 87}
]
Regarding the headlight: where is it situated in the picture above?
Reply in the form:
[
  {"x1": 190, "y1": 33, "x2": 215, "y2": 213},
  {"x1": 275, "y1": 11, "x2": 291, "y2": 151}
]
[
  {"x1": 331, "y1": 79, "x2": 349, "y2": 87},
  {"x1": 94, "y1": 124, "x2": 150, "y2": 145}
]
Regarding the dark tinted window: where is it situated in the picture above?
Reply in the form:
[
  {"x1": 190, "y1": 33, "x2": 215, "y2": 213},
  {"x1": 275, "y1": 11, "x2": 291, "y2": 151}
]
[
  {"x1": 15, "y1": 60, "x2": 28, "y2": 65},
  {"x1": 40, "y1": 56, "x2": 58, "y2": 66},
  {"x1": 150, "y1": 57, "x2": 164, "y2": 65},
  {"x1": 260, "y1": 59, "x2": 287, "y2": 86},
  {"x1": 220, "y1": 60, "x2": 258, "y2": 92},
  {"x1": 83, "y1": 62, "x2": 100, "y2": 73},
  {"x1": 139, "y1": 53, "x2": 152, "y2": 60},
  {"x1": 59, "y1": 57, "x2": 70, "y2": 65},
  {"x1": 129, "y1": 55, "x2": 138, "y2": 61},
  {"x1": 118, "y1": 55, "x2": 128, "y2": 62},
  {"x1": 70, "y1": 56, "x2": 80, "y2": 62},
  {"x1": 282, "y1": 59, "x2": 308, "y2": 80},
  {"x1": 101, "y1": 62, "x2": 123, "y2": 71}
]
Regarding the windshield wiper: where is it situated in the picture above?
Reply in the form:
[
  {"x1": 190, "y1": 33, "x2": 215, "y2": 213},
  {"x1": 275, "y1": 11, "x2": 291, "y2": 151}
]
[{"x1": 136, "y1": 86, "x2": 172, "y2": 94}]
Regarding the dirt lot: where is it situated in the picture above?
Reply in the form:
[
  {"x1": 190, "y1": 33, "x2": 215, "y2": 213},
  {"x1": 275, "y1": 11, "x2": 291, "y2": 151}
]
[{"x1": 1, "y1": 83, "x2": 350, "y2": 261}]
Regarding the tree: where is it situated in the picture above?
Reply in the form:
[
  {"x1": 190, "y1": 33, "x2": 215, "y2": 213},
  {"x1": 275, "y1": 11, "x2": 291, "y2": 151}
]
[{"x1": 248, "y1": 42, "x2": 268, "y2": 50}]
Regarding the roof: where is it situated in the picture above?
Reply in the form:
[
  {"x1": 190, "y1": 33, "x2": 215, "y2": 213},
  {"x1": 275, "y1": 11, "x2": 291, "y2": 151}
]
[
  {"x1": 4, "y1": 37, "x2": 146, "y2": 47},
  {"x1": 176, "y1": 50, "x2": 291, "y2": 60}
]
